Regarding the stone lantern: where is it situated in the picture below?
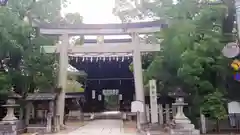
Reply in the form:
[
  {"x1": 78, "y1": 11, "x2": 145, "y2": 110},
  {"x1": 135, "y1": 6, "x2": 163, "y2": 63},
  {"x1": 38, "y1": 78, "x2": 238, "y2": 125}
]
[
  {"x1": 2, "y1": 90, "x2": 21, "y2": 121},
  {"x1": 168, "y1": 87, "x2": 199, "y2": 135}
]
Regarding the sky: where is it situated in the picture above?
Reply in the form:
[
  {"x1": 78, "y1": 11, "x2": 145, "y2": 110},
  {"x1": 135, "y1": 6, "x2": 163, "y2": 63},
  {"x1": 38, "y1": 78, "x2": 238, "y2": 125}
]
[
  {"x1": 62, "y1": 0, "x2": 121, "y2": 24},
  {"x1": 62, "y1": 0, "x2": 130, "y2": 39}
]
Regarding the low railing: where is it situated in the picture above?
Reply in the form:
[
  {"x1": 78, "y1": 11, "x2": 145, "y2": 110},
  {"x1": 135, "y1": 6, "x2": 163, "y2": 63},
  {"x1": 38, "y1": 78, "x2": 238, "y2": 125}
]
[{"x1": 199, "y1": 114, "x2": 240, "y2": 134}]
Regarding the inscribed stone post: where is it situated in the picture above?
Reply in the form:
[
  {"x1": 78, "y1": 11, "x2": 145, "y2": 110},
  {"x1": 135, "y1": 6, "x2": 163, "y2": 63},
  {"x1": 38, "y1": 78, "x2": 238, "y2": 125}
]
[{"x1": 149, "y1": 79, "x2": 158, "y2": 123}]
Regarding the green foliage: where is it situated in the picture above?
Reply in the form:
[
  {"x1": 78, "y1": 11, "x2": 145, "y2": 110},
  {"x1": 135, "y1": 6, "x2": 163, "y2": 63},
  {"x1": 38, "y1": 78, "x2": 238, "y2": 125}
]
[
  {"x1": 129, "y1": 62, "x2": 133, "y2": 72},
  {"x1": 0, "y1": 0, "x2": 83, "y2": 94},
  {"x1": 0, "y1": 72, "x2": 11, "y2": 93},
  {"x1": 201, "y1": 90, "x2": 227, "y2": 120},
  {"x1": 119, "y1": 0, "x2": 233, "y2": 119}
]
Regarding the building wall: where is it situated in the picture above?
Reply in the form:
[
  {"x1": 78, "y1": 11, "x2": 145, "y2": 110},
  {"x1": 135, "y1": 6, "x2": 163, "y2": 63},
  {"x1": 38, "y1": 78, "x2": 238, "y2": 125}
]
[{"x1": 70, "y1": 57, "x2": 135, "y2": 112}]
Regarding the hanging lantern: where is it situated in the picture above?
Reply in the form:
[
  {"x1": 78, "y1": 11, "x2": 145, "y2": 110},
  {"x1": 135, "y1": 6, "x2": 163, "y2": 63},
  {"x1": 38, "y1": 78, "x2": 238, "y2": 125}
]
[{"x1": 222, "y1": 42, "x2": 240, "y2": 58}]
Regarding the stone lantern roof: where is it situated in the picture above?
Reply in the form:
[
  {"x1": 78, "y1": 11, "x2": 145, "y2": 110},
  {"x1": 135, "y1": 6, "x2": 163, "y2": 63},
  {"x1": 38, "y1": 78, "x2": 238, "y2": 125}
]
[
  {"x1": 7, "y1": 90, "x2": 22, "y2": 99},
  {"x1": 168, "y1": 87, "x2": 187, "y2": 98}
]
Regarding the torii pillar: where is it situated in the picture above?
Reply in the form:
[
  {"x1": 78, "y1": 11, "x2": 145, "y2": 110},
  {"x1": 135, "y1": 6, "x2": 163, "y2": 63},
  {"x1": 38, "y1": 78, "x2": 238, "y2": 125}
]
[
  {"x1": 57, "y1": 34, "x2": 69, "y2": 128},
  {"x1": 132, "y1": 32, "x2": 146, "y2": 124}
]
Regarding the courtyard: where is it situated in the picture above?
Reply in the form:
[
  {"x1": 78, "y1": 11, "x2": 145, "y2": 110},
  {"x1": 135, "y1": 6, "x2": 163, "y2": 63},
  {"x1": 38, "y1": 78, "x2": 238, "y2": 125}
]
[{"x1": 53, "y1": 120, "x2": 137, "y2": 135}]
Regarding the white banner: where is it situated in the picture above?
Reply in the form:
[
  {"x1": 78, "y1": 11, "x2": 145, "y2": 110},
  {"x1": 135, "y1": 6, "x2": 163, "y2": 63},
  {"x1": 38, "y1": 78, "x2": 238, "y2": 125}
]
[
  {"x1": 92, "y1": 90, "x2": 95, "y2": 99},
  {"x1": 119, "y1": 94, "x2": 122, "y2": 100},
  {"x1": 98, "y1": 95, "x2": 102, "y2": 101},
  {"x1": 102, "y1": 89, "x2": 119, "y2": 96},
  {"x1": 149, "y1": 79, "x2": 158, "y2": 123}
]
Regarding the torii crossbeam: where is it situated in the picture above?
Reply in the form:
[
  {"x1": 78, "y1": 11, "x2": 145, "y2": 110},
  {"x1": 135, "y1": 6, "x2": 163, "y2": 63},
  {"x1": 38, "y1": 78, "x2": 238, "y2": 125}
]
[{"x1": 42, "y1": 42, "x2": 160, "y2": 53}]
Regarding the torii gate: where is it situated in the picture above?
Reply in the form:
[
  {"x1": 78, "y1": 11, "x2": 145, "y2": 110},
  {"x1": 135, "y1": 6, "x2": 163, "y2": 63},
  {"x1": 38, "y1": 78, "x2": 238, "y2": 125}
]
[{"x1": 36, "y1": 20, "x2": 167, "y2": 127}]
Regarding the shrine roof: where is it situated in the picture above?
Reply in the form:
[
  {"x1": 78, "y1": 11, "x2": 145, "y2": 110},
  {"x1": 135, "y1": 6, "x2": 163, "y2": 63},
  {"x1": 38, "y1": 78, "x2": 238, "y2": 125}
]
[
  {"x1": 65, "y1": 93, "x2": 85, "y2": 99},
  {"x1": 26, "y1": 93, "x2": 57, "y2": 101},
  {"x1": 68, "y1": 64, "x2": 87, "y2": 76}
]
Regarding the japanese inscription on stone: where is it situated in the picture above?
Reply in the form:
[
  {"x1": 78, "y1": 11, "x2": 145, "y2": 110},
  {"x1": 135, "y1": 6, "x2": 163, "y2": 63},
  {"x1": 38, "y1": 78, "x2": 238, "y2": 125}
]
[{"x1": 149, "y1": 79, "x2": 158, "y2": 123}]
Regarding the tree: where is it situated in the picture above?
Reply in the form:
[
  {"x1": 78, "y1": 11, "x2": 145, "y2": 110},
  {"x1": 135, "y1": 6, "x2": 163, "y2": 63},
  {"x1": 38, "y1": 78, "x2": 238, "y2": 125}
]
[
  {"x1": 118, "y1": 0, "x2": 234, "y2": 120},
  {"x1": 0, "y1": 0, "x2": 83, "y2": 95},
  {"x1": 0, "y1": 5, "x2": 32, "y2": 93}
]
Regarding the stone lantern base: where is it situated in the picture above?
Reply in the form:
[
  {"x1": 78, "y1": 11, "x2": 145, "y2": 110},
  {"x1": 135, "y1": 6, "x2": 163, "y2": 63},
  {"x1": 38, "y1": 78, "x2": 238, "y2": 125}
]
[
  {"x1": 170, "y1": 113, "x2": 200, "y2": 135},
  {"x1": 169, "y1": 96, "x2": 200, "y2": 135},
  {"x1": 170, "y1": 128, "x2": 200, "y2": 135}
]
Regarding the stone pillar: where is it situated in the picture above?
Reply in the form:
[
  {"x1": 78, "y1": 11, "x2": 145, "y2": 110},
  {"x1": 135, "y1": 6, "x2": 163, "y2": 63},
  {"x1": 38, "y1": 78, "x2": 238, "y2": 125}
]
[
  {"x1": 57, "y1": 34, "x2": 69, "y2": 127},
  {"x1": 200, "y1": 114, "x2": 206, "y2": 134},
  {"x1": 172, "y1": 105, "x2": 177, "y2": 116},
  {"x1": 146, "y1": 104, "x2": 150, "y2": 123},
  {"x1": 132, "y1": 32, "x2": 146, "y2": 124},
  {"x1": 48, "y1": 101, "x2": 54, "y2": 132},
  {"x1": 149, "y1": 79, "x2": 158, "y2": 124},
  {"x1": 165, "y1": 104, "x2": 170, "y2": 123},
  {"x1": 25, "y1": 103, "x2": 31, "y2": 125},
  {"x1": 49, "y1": 101, "x2": 54, "y2": 116},
  {"x1": 46, "y1": 113, "x2": 52, "y2": 133},
  {"x1": 158, "y1": 104, "x2": 164, "y2": 125},
  {"x1": 54, "y1": 115, "x2": 60, "y2": 132}
]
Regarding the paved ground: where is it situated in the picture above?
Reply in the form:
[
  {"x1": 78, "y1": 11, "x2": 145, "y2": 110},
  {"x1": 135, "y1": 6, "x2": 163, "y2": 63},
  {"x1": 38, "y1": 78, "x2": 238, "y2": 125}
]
[{"x1": 57, "y1": 119, "x2": 137, "y2": 135}]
